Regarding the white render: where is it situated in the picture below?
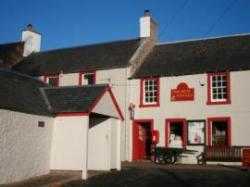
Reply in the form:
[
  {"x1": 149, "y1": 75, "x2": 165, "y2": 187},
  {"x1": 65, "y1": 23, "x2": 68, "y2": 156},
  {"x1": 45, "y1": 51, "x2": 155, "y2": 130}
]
[
  {"x1": 129, "y1": 70, "x2": 250, "y2": 163},
  {"x1": 88, "y1": 118, "x2": 121, "y2": 170},
  {"x1": 140, "y1": 16, "x2": 151, "y2": 38},
  {"x1": 92, "y1": 92, "x2": 120, "y2": 119},
  {"x1": 0, "y1": 109, "x2": 53, "y2": 184},
  {"x1": 22, "y1": 30, "x2": 41, "y2": 57},
  {"x1": 50, "y1": 116, "x2": 89, "y2": 171},
  {"x1": 39, "y1": 67, "x2": 131, "y2": 161}
]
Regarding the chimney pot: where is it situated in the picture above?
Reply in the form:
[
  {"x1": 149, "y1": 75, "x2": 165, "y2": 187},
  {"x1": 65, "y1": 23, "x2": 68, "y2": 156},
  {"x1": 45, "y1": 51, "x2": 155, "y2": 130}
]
[
  {"x1": 144, "y1": 10, "x2": 150, "y2": 17},
  {"x1": 27, "y1": 24, "x2": 33, "y2": 31}
]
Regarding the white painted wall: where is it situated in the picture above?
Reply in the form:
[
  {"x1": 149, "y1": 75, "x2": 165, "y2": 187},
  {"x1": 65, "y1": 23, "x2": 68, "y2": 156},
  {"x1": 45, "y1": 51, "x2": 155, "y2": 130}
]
[
  {"x1": 140, "y1": 16, "x2": 151, "y2": 38},
  {"x1": 0, "y1": 109, "x2": 53, "y2": 184},
  {"x1": 88, "y1": 117, "x2": 121, "y2": 170},
  {"x1": 50, "y1": 116, "x2": 89, "y2": 171},
  {"x1": 110, "y1": 118, "x2": 121, "y2": 170},
  {"x1": 88, "y1": 118, "x2": 111, "y2": 170},
  {"x1": 39, "y1": 68, "x2": 130, "y2": 161},
  {"x1": 92, "y1": 92, "x2": 119, "y2": 119},
  {"x1": 129, "y1": 71, "x2": 250, "y2": 163},
  {"x1": 22, "y1": 30, "x2": 41, "y2": 57}
]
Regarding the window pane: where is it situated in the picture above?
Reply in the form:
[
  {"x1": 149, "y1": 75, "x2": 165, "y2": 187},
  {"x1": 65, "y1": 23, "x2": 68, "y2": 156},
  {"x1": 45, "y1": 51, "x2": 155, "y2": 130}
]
[
  {"x1": 143, "y1": 79, "x2": 158, "y2": 105},
  {"x1": 211, "y1": 74, "x2": 228, "y2": 102}
]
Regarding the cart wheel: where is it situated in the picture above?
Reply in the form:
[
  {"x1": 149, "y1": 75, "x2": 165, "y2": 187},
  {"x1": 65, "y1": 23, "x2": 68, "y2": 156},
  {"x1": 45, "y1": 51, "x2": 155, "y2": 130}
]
[
  {"x1": 158, "y1": 155, "x2": 167, "y2": 165},
  {"x1": 164, "y1": 154, "x2": 174, "y2": 164}
]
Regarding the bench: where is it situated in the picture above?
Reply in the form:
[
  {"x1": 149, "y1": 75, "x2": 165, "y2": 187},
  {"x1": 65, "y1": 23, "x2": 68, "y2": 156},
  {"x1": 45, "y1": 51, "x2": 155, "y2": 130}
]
[{"x1": 197, "y1": 146, "x2": 249, "y2": 165}]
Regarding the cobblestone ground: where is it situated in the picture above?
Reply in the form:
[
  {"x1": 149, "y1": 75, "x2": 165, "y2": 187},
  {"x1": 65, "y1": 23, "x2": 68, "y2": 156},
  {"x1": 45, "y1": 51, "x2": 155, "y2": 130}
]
[{"x1": 65, "y1": 163, "x2": 250, "y2": 187}]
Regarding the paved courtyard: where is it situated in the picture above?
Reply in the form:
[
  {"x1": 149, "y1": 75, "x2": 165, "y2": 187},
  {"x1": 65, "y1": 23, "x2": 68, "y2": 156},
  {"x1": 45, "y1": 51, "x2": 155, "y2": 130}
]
[{"x1": 65, "y1": 163, "x2": 250, "y2": 187}]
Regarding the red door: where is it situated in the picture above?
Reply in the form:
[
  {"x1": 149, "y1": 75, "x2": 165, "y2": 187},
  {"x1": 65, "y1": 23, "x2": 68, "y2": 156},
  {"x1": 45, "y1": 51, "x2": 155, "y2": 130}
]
[{"x1": 133, "y1": 120, "x2": 153, "y2": 160}]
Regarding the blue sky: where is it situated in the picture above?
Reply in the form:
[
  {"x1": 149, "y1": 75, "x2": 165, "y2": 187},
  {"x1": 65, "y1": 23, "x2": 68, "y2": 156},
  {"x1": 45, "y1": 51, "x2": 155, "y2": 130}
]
[{"x1": 0, "y1": 0, "x2": 249, "y2": 50}]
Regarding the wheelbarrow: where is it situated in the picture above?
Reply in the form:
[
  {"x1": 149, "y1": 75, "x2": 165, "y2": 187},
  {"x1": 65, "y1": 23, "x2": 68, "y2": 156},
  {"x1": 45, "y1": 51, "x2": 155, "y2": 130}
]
[{"x1": 154, "y1": 146, "x2": 197, "y2": 164}]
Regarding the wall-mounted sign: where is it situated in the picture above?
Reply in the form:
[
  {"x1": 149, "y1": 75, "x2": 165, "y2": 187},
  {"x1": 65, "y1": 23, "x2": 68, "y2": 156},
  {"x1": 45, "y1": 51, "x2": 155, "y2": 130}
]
[{"x1": 171, "y1": 82, "x2": 194, "y2": 101}]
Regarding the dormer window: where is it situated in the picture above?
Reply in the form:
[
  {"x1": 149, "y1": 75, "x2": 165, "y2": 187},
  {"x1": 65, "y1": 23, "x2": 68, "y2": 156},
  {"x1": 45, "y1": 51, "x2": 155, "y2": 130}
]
[
  {"x1": 79, "y1": 72, "x2": 96, "y2": 85},
  {"x1": 44, "y1": 74, "x2": 59, "y2": 87}
]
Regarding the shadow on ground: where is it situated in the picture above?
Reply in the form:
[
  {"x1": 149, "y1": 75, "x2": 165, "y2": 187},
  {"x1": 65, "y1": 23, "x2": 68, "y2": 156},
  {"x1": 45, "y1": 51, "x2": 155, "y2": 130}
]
[{"x1": 64, "y1": 166, "x2": 250, "y2": 187}]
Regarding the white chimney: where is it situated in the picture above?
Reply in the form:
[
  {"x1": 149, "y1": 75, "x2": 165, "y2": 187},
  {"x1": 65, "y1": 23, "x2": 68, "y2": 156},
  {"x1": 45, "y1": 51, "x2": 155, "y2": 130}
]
[
  {"x1": 139, "y1": 10, "x2": 157, "y2": 39},
  {"x1": 21, "y1": 24, "x2": 41, "y2": 57}
]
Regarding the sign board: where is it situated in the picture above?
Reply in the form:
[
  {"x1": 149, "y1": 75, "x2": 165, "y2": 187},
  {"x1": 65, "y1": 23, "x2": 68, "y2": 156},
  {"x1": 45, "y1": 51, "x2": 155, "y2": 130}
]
[
  {"x1": 187, "y1": 121, "x2": 205, "y2": 145},
  {"x1": 171, "y1": 82, "x2": 194, "y2": 101}
]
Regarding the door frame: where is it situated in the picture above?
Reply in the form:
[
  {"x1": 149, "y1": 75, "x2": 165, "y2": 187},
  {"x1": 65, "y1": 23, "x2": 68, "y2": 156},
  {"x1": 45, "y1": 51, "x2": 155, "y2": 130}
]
[
  {"x1": 165, "y1": 118, "x2": 187, "y2": 148},
  {"x1": 132, "y1": 119, "x2": 154, "y2": 160}
]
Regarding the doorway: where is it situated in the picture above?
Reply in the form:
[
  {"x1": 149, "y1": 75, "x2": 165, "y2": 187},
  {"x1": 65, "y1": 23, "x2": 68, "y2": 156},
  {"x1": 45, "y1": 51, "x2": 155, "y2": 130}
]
[{"x1": 133, "y1": 120, "x2": 153, "y2": 160}]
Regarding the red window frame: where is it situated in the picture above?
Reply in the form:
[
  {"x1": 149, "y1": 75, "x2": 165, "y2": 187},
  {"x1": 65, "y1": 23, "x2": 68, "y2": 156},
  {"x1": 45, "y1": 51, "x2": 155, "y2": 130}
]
[
  {"x1": 207, "y1": 71, "x2": 231, "y2": 105},
  {"x1": 165, "y1": 118, "x2": 187, "y2": 149},
  {"x1": 79, "y1": 71, "x2": 96, "y2": 85},
  {"x1": 44, "y1": 74, "x2": 60, "y2": 87},
  {"x1": 139, "y1": 77, "x2": 160, "y2": 107},
  {"x1": 207, "y1": 117, "x2": 232, "y2": 146}
]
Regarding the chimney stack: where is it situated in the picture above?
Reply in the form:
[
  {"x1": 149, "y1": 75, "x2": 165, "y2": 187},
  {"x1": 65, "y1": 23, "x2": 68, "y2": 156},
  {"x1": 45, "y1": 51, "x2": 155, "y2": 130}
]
[
  {"x1": 21, "y1": 24, "x2": 41, "y2": 57},
  {"x1": 139, "y1": 10, "x2": 157, "y2": 41}
]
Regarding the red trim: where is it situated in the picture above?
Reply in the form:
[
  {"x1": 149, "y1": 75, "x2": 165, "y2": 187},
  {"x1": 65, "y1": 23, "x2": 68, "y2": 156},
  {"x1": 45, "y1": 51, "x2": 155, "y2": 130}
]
[
  {"x1": 132, "y1": 119, "x2": 154, "y2": 160},
  {"x1": 57, "y1": 112, "x2": 89, "y2": 117},
  {"x1": 139, "y1": 77, "x2": 160, "y2": 108},
  {"x1": 207, "y1": 117, "x2": 232, "y2": 146},
  {"x1": 88, "y1": 85, "x2": 124, "y2": 121},
  {"x1": 108, "y1": 88, "x2": 124, "y2": 121},
  {"x1": 207, "y1": 71, "x2": 231, "y2": 105},
  {"x1": 88, "y1": 87, "x2": 107, "y2": 113},
  {"x1": 79, "y1": 71, "x2": 96, "y2": 85},
  {"x1": 44, "y1": 73, "x2": 60, "y2": 87},
  {"x1": 165, "y1": 118, "x2": 187, "y2": 148}
]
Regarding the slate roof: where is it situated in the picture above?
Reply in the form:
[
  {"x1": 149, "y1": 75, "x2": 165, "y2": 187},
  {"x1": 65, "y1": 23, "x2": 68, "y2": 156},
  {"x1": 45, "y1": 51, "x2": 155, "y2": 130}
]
[
  {"x1": 0, "y1": 69, "x2": 52, "y2": 116},
  {"x1": 44, "y1": 84, "x2": 108, "y2": 113},
  {"x1": 133, "y1": 34, "x2": 250, "y2": 78},
  {"x1": 0, "y1": 42, "x2": 24, "y2": 68},
  {"x1": 12, "y1": 39, "x2": 140, "y2": 76}
]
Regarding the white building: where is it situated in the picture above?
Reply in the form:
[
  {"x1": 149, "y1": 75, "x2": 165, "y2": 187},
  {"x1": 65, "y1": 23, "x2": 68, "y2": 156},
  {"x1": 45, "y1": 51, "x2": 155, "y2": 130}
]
[{"x1": 1, "y1": 10, "x2": 250, "y2": 184}]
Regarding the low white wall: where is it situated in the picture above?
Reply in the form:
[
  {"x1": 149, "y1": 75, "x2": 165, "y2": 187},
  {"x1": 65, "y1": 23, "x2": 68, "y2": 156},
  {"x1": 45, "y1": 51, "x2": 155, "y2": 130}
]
[
  {"x1": 0, "y1": 109, "x2": 53, "y2": 184},
  {"x1": 50, "y1": 116, "x2": 88, "y2": 171}
]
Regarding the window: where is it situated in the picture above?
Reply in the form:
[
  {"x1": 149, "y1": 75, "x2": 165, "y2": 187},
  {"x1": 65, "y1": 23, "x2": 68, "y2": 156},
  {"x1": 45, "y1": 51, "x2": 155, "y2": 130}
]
[
  {"x1": 207, "y1": 117, "x2": 231, "y2": 146},
  {"x1": 44, "y1": 74, "x2": 59, "y2": 87},
  {"x1": 207, "y1": 72, "x2": 231, "y2": 104},
  {"x1": 79, "y1": 72, "x2": 96, "y2": 85},
  {"x1": 165, "y1": 119, "x2": 187, "y2": 148},
  {"x1": 140, "y1": 78, "x2": 159, "y2": 107}
]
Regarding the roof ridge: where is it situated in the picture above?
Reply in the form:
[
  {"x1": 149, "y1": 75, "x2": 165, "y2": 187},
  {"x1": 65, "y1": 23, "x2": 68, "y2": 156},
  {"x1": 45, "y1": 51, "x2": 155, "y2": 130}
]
[
  {"x1": 157, "y1": 33, "x2": 250, "y2": 46},
  {"x1": 43, "y1": 83, "x2": 108, "y2": 90},
  {"x1": 0, "y1": 41, "x2": 24, "y2": 46},
  {"x1": 31, "y1": 38, "x2": 140, "y2": 55}
]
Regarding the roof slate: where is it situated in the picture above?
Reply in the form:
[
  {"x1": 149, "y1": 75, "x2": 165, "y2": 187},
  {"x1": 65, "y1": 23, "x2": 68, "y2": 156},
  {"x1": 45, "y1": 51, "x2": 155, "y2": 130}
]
[
  {"x1": 0, "y1": 42, "x2": 24, "y2": 68},
  {"x1": 0, "y1": 69, "x2": 52, "y2": 116},
  {"x1": 133, "y1": 34, "x2": 250, "y2": 78},
  {"x1": 44, "y1": 84, "x2": 108, "y2": 113},
  {"x1": 12, "y1": 39, "x2": 140, "y2": 76}
]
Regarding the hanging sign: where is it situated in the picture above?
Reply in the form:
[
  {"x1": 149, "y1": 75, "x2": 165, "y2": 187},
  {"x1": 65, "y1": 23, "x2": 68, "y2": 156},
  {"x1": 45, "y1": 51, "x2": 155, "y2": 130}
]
[{"x1": 171, "y1": 82, "x2": 194, "y2": 101}]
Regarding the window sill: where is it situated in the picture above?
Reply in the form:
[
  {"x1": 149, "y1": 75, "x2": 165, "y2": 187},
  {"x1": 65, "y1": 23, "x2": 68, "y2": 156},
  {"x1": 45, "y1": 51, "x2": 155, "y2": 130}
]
[
  {"x1": 207, "y1": 100, "x2": 231, "y2": 105},
  {"x1": 139, "y1": 103, "x2": 160, "y2": 108}
]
